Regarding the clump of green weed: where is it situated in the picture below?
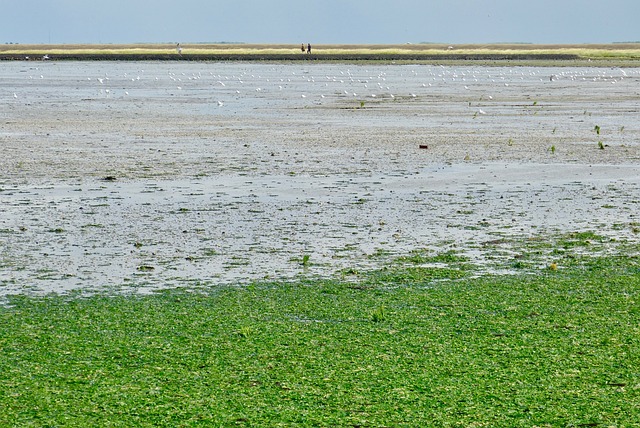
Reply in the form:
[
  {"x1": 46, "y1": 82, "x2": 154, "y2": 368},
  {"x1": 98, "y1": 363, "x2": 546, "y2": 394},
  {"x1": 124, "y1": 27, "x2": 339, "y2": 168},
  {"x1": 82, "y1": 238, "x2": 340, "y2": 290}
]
[
  {"x1": 558, "y1": 231, "x2": 607, "y2": 249},
  {"x1": 203, "y1": 248, "x2": 218, "y2": 257},
  {"x1": 236, "y1": 326, "x2": 253, "y2": 338},
  {"x1": 301, "y1": 254, "x2": 311, "y2": 267},
  {"x1": 371, "y1": 306, "x2": 385, "y2": 323},
  {"x1": 511, "y1": 260, "x2": 530, "y2": 270},
  {"x1": 396, "y1": 249, "x2": 468, "y2": 265},
  {"x1": 368, "y1": 266, "x2": 467, "y2": 285}
]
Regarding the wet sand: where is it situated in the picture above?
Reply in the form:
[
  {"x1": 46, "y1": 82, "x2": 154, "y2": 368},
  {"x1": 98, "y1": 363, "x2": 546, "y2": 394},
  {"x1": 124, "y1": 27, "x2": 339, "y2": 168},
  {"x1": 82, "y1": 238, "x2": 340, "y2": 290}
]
[{"x1": 1, "y1": 61, "x2": 639, "y2": 295}]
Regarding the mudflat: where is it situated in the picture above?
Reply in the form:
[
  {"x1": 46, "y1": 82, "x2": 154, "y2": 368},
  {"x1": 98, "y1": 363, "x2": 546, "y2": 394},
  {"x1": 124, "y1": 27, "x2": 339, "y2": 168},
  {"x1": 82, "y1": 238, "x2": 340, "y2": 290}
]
[{"x1": 1, "y1": 61, "x2": 639, "y2": 295}]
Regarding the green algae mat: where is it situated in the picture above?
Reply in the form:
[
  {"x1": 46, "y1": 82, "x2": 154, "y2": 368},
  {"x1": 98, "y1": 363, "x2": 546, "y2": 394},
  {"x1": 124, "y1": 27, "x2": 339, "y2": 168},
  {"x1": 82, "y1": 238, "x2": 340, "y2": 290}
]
[{"x1": 1, "y1": 252, "x2": 639, "y2": 427}]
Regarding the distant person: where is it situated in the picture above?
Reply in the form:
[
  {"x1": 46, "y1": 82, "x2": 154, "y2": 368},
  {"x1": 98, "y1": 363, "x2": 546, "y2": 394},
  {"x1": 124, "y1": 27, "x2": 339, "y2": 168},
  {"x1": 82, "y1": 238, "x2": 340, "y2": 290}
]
[
  {"x1": 301, "y1": 43, "x2": 305, "y2": 53},
  {"x1": 307, "y1": 43, "x2": 311, "y2": 54},
  {"x1": 177, "y1": 43, "x2": 183, "y2": 55}
]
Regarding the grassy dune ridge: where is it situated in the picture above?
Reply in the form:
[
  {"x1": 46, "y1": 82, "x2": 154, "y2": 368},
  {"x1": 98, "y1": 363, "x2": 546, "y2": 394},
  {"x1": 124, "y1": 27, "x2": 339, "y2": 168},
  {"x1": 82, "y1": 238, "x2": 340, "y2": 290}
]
[{"x1": 2, "y1": 43, "x2": 640, "y2": 62}]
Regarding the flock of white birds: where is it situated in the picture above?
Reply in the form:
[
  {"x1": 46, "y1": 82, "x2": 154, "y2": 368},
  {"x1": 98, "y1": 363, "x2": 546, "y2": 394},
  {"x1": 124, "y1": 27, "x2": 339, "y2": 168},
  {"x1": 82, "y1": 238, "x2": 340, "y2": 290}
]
[{"x1": 8, "y1": 61, "x2": 636, "y2": 110}]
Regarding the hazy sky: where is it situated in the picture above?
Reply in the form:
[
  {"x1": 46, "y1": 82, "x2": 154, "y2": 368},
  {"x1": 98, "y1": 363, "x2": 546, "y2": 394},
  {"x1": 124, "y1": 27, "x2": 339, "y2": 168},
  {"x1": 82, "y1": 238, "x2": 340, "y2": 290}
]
[{"x1": 2, "y1": 0, "x2": 639, "y2": 45}]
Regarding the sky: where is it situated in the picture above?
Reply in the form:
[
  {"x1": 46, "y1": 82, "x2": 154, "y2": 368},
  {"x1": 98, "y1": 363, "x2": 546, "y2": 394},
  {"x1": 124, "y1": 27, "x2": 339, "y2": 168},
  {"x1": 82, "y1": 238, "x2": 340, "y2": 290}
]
[{"x1": 2, "y1": 0, "x2": 639, "y2": 45}]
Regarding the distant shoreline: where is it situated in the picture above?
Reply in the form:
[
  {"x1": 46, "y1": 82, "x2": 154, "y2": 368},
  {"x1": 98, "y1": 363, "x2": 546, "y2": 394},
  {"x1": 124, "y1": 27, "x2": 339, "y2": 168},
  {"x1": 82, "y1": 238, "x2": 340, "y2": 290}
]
[
  {"x1": 0, "y1": 52, "x2": 581, "y2": 61},
  {"x1": 2, "y1": 43, "x2": 639, "y2": 65}
]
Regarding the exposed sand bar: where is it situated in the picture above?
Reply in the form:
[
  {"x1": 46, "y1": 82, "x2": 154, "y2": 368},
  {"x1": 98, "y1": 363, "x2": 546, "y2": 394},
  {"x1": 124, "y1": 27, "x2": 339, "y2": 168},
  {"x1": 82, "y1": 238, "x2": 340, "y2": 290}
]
[{"x1": 1, "y1": 61, "x2": 639, "y2": 295}]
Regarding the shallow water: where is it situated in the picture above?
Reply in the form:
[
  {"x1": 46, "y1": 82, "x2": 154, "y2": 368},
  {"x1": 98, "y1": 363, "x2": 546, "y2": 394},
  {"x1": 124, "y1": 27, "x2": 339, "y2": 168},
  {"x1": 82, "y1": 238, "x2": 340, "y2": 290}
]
[{"x1": 1, "y1": 61, "x2": 640, "y2": 295}]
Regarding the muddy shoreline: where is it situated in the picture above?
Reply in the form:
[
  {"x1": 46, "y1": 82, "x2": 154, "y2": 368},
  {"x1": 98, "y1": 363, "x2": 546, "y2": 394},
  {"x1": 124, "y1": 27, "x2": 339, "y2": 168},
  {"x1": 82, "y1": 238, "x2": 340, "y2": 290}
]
[{"x1": 1, "y1": 61, "x2": 639, "y2": 295}]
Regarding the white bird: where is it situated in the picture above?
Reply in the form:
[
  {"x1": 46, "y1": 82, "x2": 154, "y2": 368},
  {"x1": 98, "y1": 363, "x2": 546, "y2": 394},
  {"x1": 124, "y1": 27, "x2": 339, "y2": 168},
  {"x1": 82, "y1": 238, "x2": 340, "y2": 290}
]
[{"x1": 217, "y1": 101, "x2": 224, "y2": 107}]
